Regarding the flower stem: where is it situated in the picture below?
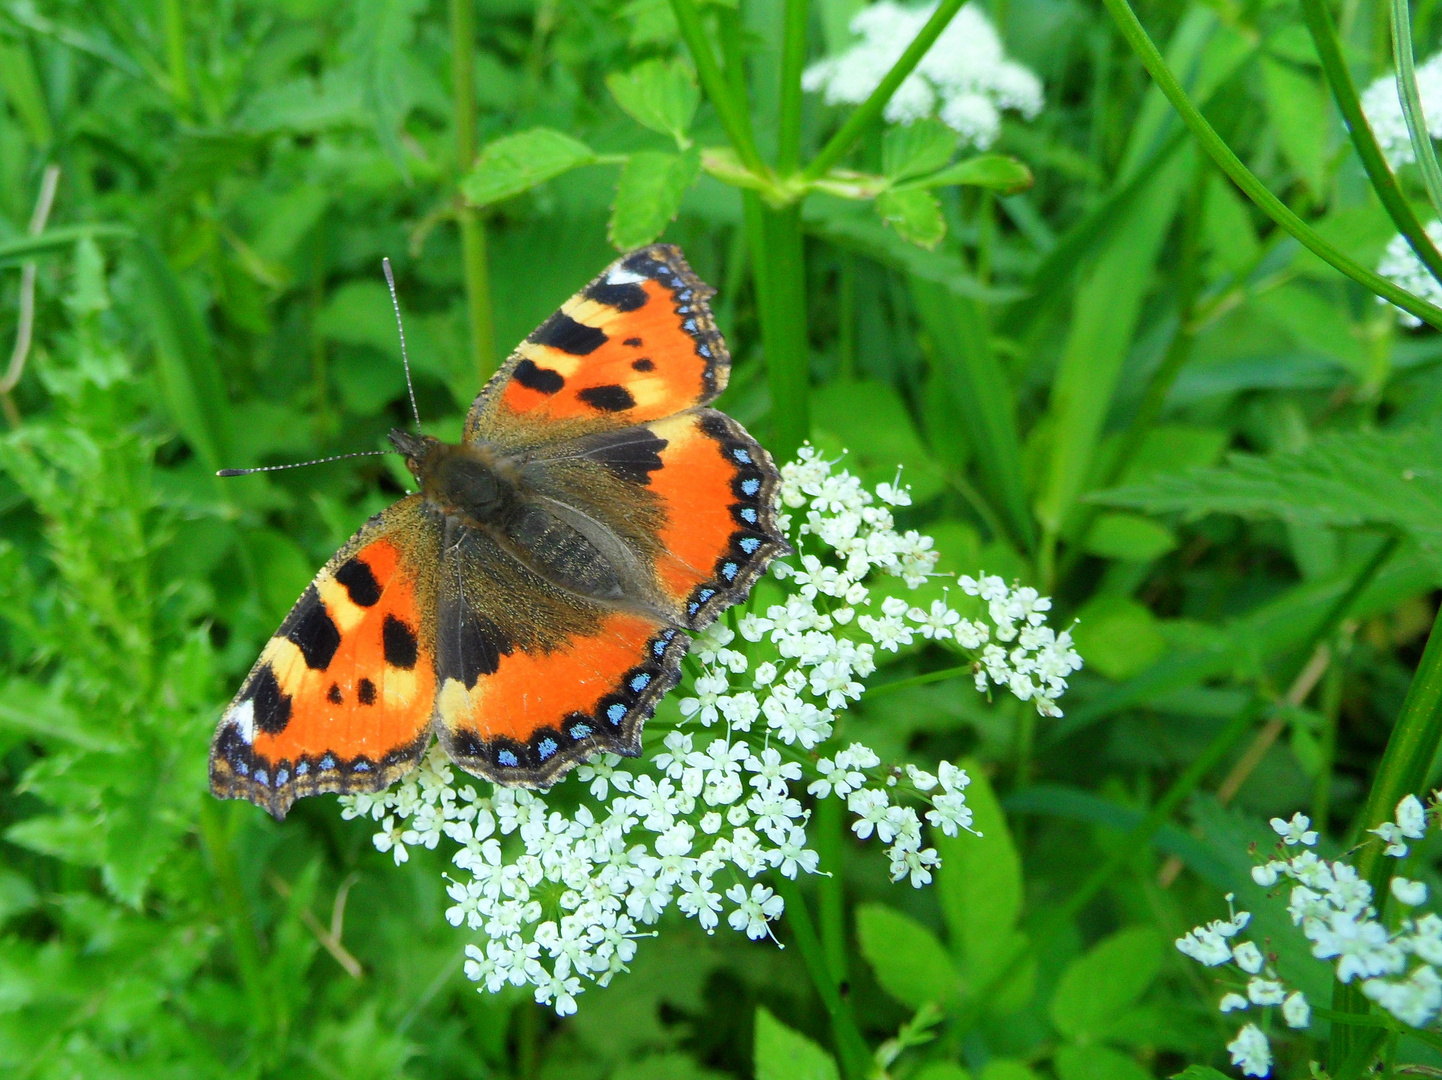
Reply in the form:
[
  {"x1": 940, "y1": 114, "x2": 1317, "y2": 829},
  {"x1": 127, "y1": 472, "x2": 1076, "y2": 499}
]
[
  {"x1": 670, "y1": 0, "x2": 767, "y2": 176},
  {"x1": 1390, "y1": 0, "x2": 1442, "y2": 221},
  {"x1": 1329, "y1": 601, "x2": 1442, "y2": 1069},
  {"x1": 815, "y1": 795, "x2": 848, "y2": 983},
  {"x1": 744, "y1": 194, "x2": 811, "y2": 459},
  {"x1": 774, "y1": 874, "x2": 871, "y2": 1080},
  {"x1": 777, "y1": 0, "x2": 809, "y2": 175},
  {"x1": 1102, "y1": 0, "x2": 1442, "y2": 330},
  {"x1": 451, "y1": 0, "x2": 497, "y2": 382}
]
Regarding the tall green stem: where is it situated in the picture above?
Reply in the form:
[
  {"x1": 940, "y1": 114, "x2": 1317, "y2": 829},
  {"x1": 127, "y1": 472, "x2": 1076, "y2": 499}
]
[
  {"x1": 163, "y1": 0, "x2": 191, "y2": 114},
  {"x1": 451, "y1": 0, "x2": 497, "y2": 381},
  {"x1": 1391, "y1": 0, "x2": 1442, "y2": 219},
  {"x1": 671, "y1": 0, "x2": 767, "y2": 175},
  {"x1": 745, "y1": 196, "x2": 811, "y2": 458},
  {"x1": 1102, "y1": 0, "x2": 1442, "y2": 330},
  {"x1": 1330, "y1": 607, "x2": 1442, "y2": 1069},
  {"x1": 777, "y1": 0, "x2": 808, "y2": 175},
  {"x1": 815, "y1": 795, "x2": 847, "y2": 983}
]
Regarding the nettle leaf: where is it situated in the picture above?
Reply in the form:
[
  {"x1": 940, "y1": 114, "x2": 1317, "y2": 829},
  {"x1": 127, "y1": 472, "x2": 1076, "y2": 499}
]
[
  {"x1": 883, "y1": 118, "x2": 958, "y2": 182},
  {"x1": 608, "y1": 148, "x2": 701, "y2": 250},
  {"x1": 1097, "y1": 422, "x2": 1442, "y2": 565},
  {"x1": 855, "y1": 902, "x2": 960, "y2": 1009},
  {"x1": 754, "y1": 1006, "x2": 839, "y2": 1080},
  {"x1": 1050, "y1": 927, "x2": 1163, "y2": 1043},
  {"x1": 915, "y1": 155, "x2": 1033, "y2": 193},
  {"x1": 876, "y1": 188, "x2": 946, "y2": 250},
  {"x1": 460, "y1": 128, "x2": 597, "y2": 208},
  {"x1": 606, "y1": 58, "x2": 700, "y2": 147}
]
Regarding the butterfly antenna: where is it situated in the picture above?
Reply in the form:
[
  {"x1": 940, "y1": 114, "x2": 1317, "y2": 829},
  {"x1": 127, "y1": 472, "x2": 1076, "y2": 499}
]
[
  {"x1": 217, "y1": 450, "x2": 393, "y2": 477},
  {"x1": 382, "y1": 256, "x2": 422, "y2": 429}
]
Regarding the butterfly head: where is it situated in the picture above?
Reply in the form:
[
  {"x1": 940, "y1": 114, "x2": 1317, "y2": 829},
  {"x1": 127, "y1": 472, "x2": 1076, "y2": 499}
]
[{"x1": 390, "y1": 428, "x2": 514, "y2": 523}]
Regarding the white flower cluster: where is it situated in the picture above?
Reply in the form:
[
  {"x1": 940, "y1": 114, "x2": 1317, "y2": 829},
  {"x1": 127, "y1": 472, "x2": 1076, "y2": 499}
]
[
  {"x1": 1376, "y1": 219, "x2": 1442, "y2": 327},
  {"x1": 1361, "y1": 53, "x2": 1442, "y2": 169},
  {"x1": 337, "y1": 450, "x2": 1082, "y2": 1015},
  {"x1": 1177, "y1": 798, "x2": 1440, "y2": 1077},
  {"x1": 801, "y1": 1, "x2": 1043, "y2": 149}
]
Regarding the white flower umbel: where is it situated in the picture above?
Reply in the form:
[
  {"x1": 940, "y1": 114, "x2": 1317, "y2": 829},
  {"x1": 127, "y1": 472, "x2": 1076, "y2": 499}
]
[
  {"x1": 801, "y1": 1, "x2": 1043, "y2": 148},
  {"x1": 339, "y1": 448, "x2": 1082, "y2": 1014},
  {"x1": 1376, "y1": 220, "x2": 1442, "y2": 327}
]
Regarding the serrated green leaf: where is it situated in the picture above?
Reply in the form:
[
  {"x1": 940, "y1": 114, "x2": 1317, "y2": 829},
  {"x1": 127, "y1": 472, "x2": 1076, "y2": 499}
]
[
  {"x1": 606, "y1": 58, "x2": 700, "y2": 147},
  {"x1": 1050, "y1": 927, "x2": 1163, "y2": 1042},
  {"x1": 753, "y1": 1006, "x2": 839, "y2": 1080},
  {"x1": 855, "y1": 903, "x2": 960, "y2": 1009},
  {"x1": 460, "y1": 128, "x2": 598, "y2": 208},
  {"x1": 914, "y1": 154, "x2": 1033, "y2": 193},
  {"x1": 876, "y1": 188, "x2": 946, "y2": 249},
  {"x1": 1097, "y1": 422, "x2": 1442, "y2": 567},
  {"x1": 883, "y1": 118, "x2": 957, "y2": 182},
  {"x1": 608, "y1": 149, "x2": 701, "y2": 250}
]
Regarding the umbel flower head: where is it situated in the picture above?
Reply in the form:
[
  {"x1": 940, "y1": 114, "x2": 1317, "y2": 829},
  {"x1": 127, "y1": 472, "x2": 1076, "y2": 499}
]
[
  {"x1": 801, "y1": 0, "x2": 1043, "y2": 148},
  {"x1": 340, "y1": 448, "x2": 1082, "y2": 1015}
]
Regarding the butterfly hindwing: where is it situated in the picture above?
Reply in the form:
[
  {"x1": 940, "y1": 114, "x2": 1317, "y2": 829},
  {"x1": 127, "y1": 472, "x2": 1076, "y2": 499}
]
[{"x1": 210, "y1": 497, "x2": 439, "y2": 819}]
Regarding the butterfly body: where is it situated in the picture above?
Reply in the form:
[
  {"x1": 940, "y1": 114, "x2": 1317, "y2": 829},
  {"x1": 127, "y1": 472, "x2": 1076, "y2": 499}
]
[{"x1": 211, "y1": 246, "x2": 786, "y2": 819}]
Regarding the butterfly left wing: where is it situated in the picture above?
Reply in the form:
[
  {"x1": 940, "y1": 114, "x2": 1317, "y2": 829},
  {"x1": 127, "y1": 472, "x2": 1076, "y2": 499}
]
[{"x1": 210, "y1": 497, "x2": 440, "y2": 819}]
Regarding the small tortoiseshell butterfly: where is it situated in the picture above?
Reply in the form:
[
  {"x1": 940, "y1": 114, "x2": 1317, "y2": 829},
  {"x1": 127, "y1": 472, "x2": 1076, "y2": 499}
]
[{"x1": 210, "y1": 245, "x2": 787, "y2": 819}]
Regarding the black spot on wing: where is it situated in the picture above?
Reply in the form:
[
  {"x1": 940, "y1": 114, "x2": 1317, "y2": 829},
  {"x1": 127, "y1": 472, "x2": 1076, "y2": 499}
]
[
  {"x1": 584, "y1": 280, "x2": 648, "y2": 311},
  {"x1": 358, "y1": 678, "x2": 377, "y2": 706},
  {"x1": 624, "y1": 337, "x2": 643, "y2": 347},
  {"x1": 334, "y1": 557, "x2": 381, "y2": 607},
  {"x1": 529, "y1": 312, "x2": 606, "y2": 355},
  {"x1": 513, "y1": 358, "x2": 565, "y2": 394},
  {"x1": 281, "y1": 587, "x2": 341, "y2": 670},
  {"x1": 631, "y1": 358, "x2": 654, "y2": 371},
  {"x1": 437, "y1": 594, "x2": 510, "y2": 688},
  {"x1": 382, "y1": 615, "x2": 418, "y2": 670},
  {"x1": 247, "y1": 665, "x2": 292, "y2": 734},
  {"x1": 578, "y1": 384, "x2": 635, "y2": 412},
  {"x1": 578, "y1": 427, "x2": 667, "y2": 486},
  {"x1": 327, "y1": 682, "x2": 343, "y2": 704}
]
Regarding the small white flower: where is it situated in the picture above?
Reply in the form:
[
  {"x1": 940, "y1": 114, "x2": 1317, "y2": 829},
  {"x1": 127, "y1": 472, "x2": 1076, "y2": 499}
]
[
  {"x1": 1396, "y1": 794, "x2": 1428, "y2": 838},
  {"x1": 1392, "y1": 877, "x2": 1428, "y2": 907},
  {"x1": 1219, "y1": 992, "x2": 1249, "y2": 1013},
  {"x1": 1233, "y1": 941, "x2": 1265, "y2": 974},
  {"x1": 1282, "y1": 991, "x2": 1311, "y2": 1029},
  {"x1": 1270, "y1": 812, "x2": 1318, "y2": 847},
  {"x1": 726, "y1": 883, "x2": 784, "y2": 940},
  {"x1": 1247, "y1": 977, "x2": 1286, "y2": 1006},
  {"x1": 1227, "y1": 1023, "x2": 1272, "y2": 1077},
  {"x1": 1251, "y1": 862, "x2": 1281, "y2": 887}
]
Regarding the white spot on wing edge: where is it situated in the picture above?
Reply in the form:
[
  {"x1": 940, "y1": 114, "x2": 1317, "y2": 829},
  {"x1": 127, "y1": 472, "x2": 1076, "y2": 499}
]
[
  {"x1": 607, "y1": 265, "x2": 647, "y2": 285},
  {"x1": 229, "y1": 698, "x2": 256, "y2": 744}
]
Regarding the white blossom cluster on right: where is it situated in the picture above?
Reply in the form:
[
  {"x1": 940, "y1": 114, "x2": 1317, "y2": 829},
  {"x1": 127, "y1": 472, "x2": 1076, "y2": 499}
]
[
  {"x1": 801, "y1": 1, "x2": 1043, "y2": 148},
  {"x1": 1177, "y1": 797, "x2": 1439, "y2": 1077},
  {"x1": 1376, "y1": 220, "x2": 1442, "y2": 327}
]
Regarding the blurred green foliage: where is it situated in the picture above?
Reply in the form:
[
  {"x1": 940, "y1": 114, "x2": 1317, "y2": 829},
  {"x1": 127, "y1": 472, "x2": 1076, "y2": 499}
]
[{"x1": 3, "y1": 0, "x2": 1442, "y2": 1077}]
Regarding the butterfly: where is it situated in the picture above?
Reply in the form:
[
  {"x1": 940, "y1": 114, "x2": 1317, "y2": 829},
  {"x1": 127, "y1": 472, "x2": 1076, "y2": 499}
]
[{"x1": 210, "y1": 245, "x2": 787, "y2": 819}]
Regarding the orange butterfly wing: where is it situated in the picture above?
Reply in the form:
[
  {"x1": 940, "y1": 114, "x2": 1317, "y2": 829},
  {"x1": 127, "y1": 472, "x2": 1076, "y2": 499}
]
[{"x1": 210, "y1": 498, "x2": 438, "y2": 819}]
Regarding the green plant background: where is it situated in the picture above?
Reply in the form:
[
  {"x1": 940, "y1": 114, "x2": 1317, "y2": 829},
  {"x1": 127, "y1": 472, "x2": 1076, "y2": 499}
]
[{"x1": 3, "y1": 0, "x2": 1442, "y2": 1077}]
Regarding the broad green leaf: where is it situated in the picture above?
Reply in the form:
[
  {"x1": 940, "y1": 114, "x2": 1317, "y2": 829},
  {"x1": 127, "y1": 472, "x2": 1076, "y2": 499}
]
[
  {"x1": 460, "y1": 128, "x2": 598, "y2": 208},
  {"x1": 980, "y1": 1063, "x2": 1042, "y2": 1080},
  {"x1": 1070, "y1": 596, "x2": 1167, "y2": 681},
  {"x1": 615, "y1": 1051, "x2": 729, "y2": 1080},
  {"x1": 915, "y1": 154, "x2": 1033, "y2": 193},
  {"x1": 812, "y1": 379, "x2": 947, "y2": 503},
  {"x1": 1098, "y1": 423, "x2": 1442, "y2": 568},
  {"x1": 1254, "y1": 284, "x2": 1370, "y2": 383},
  {"x1": 0, "y1": 39, "x2": 53, "y2": 145},
  {"x1": 1084, "y1": 512, "x2": 1177, "y2": 561},
  {"x1": 1201, "y1": 172, "x2": 1259, "y2": 275},
  {"x1": 882, "y1": 118, "x2": 957, "y2": 182},
  {"x1": 606, "y1": 58, "x2": 700, "y2": 146},
  {"x1": 854, "y1": 903, "x2": 960, "y2": 1009},
  {"x1": 1170, "y1": 1067, "x2": 1233, "y2": 1080},
  {"x1": 753, "y1": 1006, "x2": 839, "y2": 1080},
  {"x1": 876, "y1": 188, "x2": 946, "y2": 249},
  {"x1": 1120, "y1": 425, "x2": 1231, "y2": 483},
  {"x1": 1050, "y1": 927, "x2": 1163, "y2": 1043},
  {"x1": 0, "y1": 870, "x2": 37, "y2": 925},
  {"x1": 1053, "y1": 1045, "x2": 1153, "y2": 1080},
  {"x1": 1260, "y1": 57, "x2": 1330, "y2": 197},
  {"x1": 608, "y1": 148, "x2": 701, "y2": 250},
  {"x1": 911, "y1": 1064, "x2": 972, "y2": 1080}
]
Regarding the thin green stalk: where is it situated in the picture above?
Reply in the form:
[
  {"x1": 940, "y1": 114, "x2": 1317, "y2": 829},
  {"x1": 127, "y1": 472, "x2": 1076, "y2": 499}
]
[
  {"x1": 868, "y1": 663, "x2": 973, "y2": 699},
  {"x1": 745, "y1": 195, "x2": 811, "y2": 459},
  {"x1": 837, "y1": 252, "x2": 856, "y2": 380},
  {"x1": 1330, "y1": 605, "x2": 1442, "y2": 1067},
  {"x1": 1391, "y1": 0, "x2": 1442, "y2": 218},
  {"x1": 1103, "y1": 0, "x2": 1442, "y2": 330},
  {"x1": 1297, "y1": 0, "x2": 1442, "y2": 286},
  {"x1": 777, "y1": 0, "x2": 809, "y2": 174},
  {"x1": 671, "y1": 0, "x2": 767, "y2": 176},
  {"x1": 773, "y1": 875, "x2": 871, "y2": 1080},
  {"x1": 801, "y1": 0, "x2": 968, "y2": 183},
  {"x1": 1313, "y1": 644, "x2": 1345, "y2": 829},
  {"x1": 451, "y1": 0, "x2": 497, "y2": 381},
  {"x1": 815, "y1": 795, "x2": 847, "y2": 984},
  {"x1": 162, "y1": 0, "x2": 191, "y2": 114},
  {"x1": 717, "y1": 6, "x2": 756, "y2": 149}
]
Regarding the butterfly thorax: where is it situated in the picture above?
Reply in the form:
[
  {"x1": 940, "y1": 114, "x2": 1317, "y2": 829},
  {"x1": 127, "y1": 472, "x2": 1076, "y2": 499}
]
[{"x1": 391, "y1": 430, "x2": 519, "y2": 526}]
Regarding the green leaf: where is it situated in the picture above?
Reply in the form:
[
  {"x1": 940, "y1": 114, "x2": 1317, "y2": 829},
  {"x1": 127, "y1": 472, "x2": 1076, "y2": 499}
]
[
  {"x1": 876, "y1": 188, "x2": 946, "y2": 249},
  {"x1": 1070, "y1": 595, "x2": 1168, "y2": 680},
  {"x1": 882, "y1": 118, "x2": 957, "y2": 182},
  {"x1": 608, "y1": 148, "x2": 702, "y2": 250},
  {"x1": 911, "y1": 1065, "x2": 973, "y2": 1080},
  {"x1": 979, "y1": 1063, "x2": 1042, "y2": 1080},
  {"x1": 812, "y1": 379, "x2": 947, "y2": 503},
  {"x1": 1169, "y1": 1068, "x2": 1232, "y2": 1080},
  {"x1": 854, "y1": 903, "x2": 960, "y2": 1009},
  {"x1": 1098, "y1": 422, "x2": 1442, "y2": 568},
  {"x1": 1054, "y1": 1045, "x2": 1153, "y2": 1080},
  {"x1": 460, "y1": 128, "x2": 598, "y2": 208},
  {"x1": 753, "y1": 1006, "x2": 839, "y2": 1080},
  {"x1": 606, "y1": 58, "x2": 700, "y2": 147},
  {"x1": 1260, "y1": 57, "x2": 1330, "y2": 197},
  {"x1": 1050, "y1": 927, "x2": 1163, "y2": 1043},
  {"x1": 0, "y1": 870, "x2": 37, "y2": 925},
  {"x1": 914, "y1": 154, "x2": 1033, "y2": 193},
  {"x1": 1083, "y1": 512, "x2": 1177, "y2": 561}
]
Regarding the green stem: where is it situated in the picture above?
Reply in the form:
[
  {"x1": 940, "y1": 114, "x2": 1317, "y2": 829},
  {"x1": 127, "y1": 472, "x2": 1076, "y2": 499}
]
[
  {"x1": 1103, "y1": 0, "x2": 1442, "y2": 330},
  {"x1": 777, "y1": 0, "x2": 808, "y2": 174},
  {"x1": 801, "y1": 0, "x2": 968, "y2": 183},
  {"x1": 1392, "y1": 0, "x2": 1442, "y2": 219},
  {"x1": 868, "y1": 663, "x2": 974, "y2": 699},
  {"x1": 816, "y1": 795, "x2": 847, "y2": 984},
  {"x1": 745, "y1": 195, "x2": 811, "y2": 459},
  {"x1": 1299, "y1": 0, "x2": 1442, "y2": 286},
  {"x1": 162, "y1": 0, "x2": 191, "y2": 114},
  {"x1": 451, "y1": 0, "x2": 497, "y2": 381},
  {"x1": 837, "y1": 252, "x2": 856, "y2": 380},
  {"x1": 1313, "y1": 643, "x2": 1345, "y2": 829},
  {"x1": 671, "y1": 0, "x2": 768, "y2": 176},
  {"x1": 1330, "y1": 603, "x2": 1442, "y2": 1068},
  {"x1": 773, "y1": 875, "x2": 871, "y2": 1080}
]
